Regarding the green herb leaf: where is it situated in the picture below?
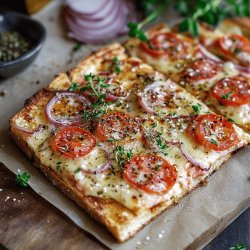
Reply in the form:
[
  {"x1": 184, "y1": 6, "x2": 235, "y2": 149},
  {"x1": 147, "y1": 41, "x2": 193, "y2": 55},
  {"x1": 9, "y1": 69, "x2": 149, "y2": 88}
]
[
  {"x1": 113, "y1": 56, "x2": 121, "y2": 74},
  {"x1": 154, "y1": 164, "x2": 161, "y2": 171},
  {"x1": 210, "y1": 138, "x2": 218, "y2": 145},
  {"x1": 175, "y1": 0, "x2": 189, "y2": 15},
  {"x1": 228, "y1": 118, "x2": 235, "y2": 122},
  {"x1": 192, "y1": 103, "x2": 202, "y2": 113},
  {"x1": 229, "y1": 242, "x2": 247, "y2": 250},
  {"x1": 179, "y1": 18, "x2": 199, "y2": 37},
  {"x1": 81, "y1": 73, "x2": 112, "y2": 121},
  {"x1": 221, "y1": 91, "x2": 232, "y2": 99},
  {"x1": 72, "y1": 42, "x2": 82, "y2": 52},
  {"x1": 68, "y1": 82, "x2": 79, "y2": 91},
  {"x1": 156, "y1": 135, "x2": 168, "y2": 150},
  {"x1": 152, "y1": 123, "x2": 157, "y2": 128},
  {"x1": 15, "y1": 172, "x2": 31, "y2": 187},
  {"x1": 106, "y1": 139, "x2": 118, "y2": 142},
  {"x1": 115, "y1": 146, "x2": 133, "y2": 171},
  {"x1": 56, "y1": 161, "x2": 62, "y2": 172},
  {"x1": 130, "y1": 0, "x2": 250, "y2": 38},
  {"x1": 74, "y1": 168, "x2": 81, "y2": 174}
]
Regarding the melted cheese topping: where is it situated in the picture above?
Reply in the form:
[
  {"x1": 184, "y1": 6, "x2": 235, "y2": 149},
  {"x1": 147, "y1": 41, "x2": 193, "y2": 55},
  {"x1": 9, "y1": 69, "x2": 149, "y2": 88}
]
[
  {"x1": 13, "y1": 44, "x2": 250, "y2": 214},
  {"x1": 207, "y1": 95, "x2": 250, "y2": 127}
]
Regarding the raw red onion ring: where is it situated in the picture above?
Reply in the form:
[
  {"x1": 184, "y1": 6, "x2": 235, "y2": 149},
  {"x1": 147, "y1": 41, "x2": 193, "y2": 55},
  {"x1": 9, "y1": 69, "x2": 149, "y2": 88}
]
[
  {"x1": 79, "y1": 146, "x2": 111, "y2": 174},
  {"x1": 45, "y1": 91, "x2": 91, "y2": 126}
]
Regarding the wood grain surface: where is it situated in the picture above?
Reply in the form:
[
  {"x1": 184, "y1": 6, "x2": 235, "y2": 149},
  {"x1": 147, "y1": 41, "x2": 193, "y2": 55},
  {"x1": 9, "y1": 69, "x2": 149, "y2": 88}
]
[
  {"x1": 0, "y1": 162, "x2": 249, "y2": 250},
  {"x1": 0, "y1": 163, "x2": 106, "y2": 250}
]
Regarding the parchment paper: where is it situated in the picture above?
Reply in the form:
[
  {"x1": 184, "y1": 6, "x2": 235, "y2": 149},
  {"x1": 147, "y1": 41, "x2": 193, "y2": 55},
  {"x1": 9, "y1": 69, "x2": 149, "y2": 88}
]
[{"x1": 0, "y1": 1, "x2": 249, "y2": 249}]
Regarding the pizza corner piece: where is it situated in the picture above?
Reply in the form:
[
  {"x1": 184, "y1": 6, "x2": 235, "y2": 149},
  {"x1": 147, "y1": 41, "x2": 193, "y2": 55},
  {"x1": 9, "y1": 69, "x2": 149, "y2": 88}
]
[
  {"x1": 125, "y1": 23, "x2": 250, "y2": 134},
  {"x1": 9, "y1": 42, "x2": 250, "y2": 242}
]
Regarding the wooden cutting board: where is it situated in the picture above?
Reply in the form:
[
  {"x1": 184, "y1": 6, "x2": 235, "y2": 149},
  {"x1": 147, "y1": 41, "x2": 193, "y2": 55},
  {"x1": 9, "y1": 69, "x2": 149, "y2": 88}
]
[{"x1": 0, "y1": 163, "x2": 106, "y2": 250}]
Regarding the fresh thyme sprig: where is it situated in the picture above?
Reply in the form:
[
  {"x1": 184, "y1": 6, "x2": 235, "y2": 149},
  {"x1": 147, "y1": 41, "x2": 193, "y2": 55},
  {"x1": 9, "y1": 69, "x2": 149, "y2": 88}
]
[
  {"x1": 229, "y1": 242, "x2": 247, "y2": 250},
  {"x1": 80, "y1": 73, "x2": 112, "y2": 121},
  {"x1": 113, "y1": 56, "x2": 121, "y2": 74},
  {"x1": 115, "y1": 146, "x2": 133, "y2": 171},
  {"x1": 68, "y1": 82, "x2": 78, "y2": 91},
  {"x1": 128, "y1": 0, "x2": 250, "y2": 39},
  {"x1": 15, "y1": 172, "x2": 31, "y2": 187}
]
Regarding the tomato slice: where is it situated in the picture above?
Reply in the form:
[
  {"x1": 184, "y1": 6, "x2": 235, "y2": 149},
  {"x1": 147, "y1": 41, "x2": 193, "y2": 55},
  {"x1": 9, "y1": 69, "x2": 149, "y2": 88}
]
[
  {"x1": 210, "y1": 76, "x2": 250, "y2": 106},
  {"x1": 95, "y1": 112, "x2": 142, "y2": 142},
  {"x1": 51, "y1": 126, "x2": 96, "y2": 158},
  {"x1": 215, "y1": 34, "x2": 250, "y2": 66},
  {"x1": 123, "y1": 154, "x2": 177, "y2": 195},
  {"x1": 182, "y1": 58, "x2": 222, "y2": 82},
  {"x1": 186, "y1": 114, "x2": 239, "y2": 151},
  {"x1": 141, "y1": 32, "x2": 189, "y2": 58}
]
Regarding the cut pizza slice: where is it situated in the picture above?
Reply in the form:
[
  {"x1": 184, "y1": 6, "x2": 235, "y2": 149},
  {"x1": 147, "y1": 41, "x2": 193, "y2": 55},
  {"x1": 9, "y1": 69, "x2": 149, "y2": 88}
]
[
  {"x1": 125, "y1": 23, "x2": 250, "y2": 133},
  {"x1": 198, "y1": 23, "x2": 250, "y2": 72},
  {"x1": 9, "y1": 43, "x2": 250, "y2": 243},
  {"x1": 125, "y1": 23, "x2": 204, "y2": 77},
  {"x1": 125, "y1": 23, "x2": 232, "y2": 101}
]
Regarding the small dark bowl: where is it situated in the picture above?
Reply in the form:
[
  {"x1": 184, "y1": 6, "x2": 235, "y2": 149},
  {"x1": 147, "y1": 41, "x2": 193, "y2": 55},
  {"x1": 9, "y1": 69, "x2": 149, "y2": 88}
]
[{"x1": 0, "y1": 11, "x2": 46, "y2": 78}]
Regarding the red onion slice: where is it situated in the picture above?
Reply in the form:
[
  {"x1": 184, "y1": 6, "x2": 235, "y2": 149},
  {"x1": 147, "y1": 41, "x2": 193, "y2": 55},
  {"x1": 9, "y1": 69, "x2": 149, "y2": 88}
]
[
  {"x1": 65, "y1": 4, "x2": 122, "y2": 38},
  {"x1": 63, "y1": 0, "x2": 134, "y2": 44},
  {"x1": 64, "y1": 0, "x2": 119, "y2": 30},
  {"x1": 169, "y1": 129, "x2": 211, "y2": 170},
  {"x1": 143, "y1": 129, "x2": 181, "y2": 152},
  {"x1": 198, "y1": 45, "x2": 222, "y2": 62},
  {"x1": 105, "y1": 82, "x2": 130, "y2": 102},
  {"x1": 234, "y1": 64, "x2": 250, "y2": 74},
  {"x1": 65, "y1": 0, "x2": 110, "y2": 17},
  {"x1": 45, "y1": 92, "x2": 91, "y2": 126},
  {"x1": 179, "y1": 145, "x2": 211, "y2": 170},
  {"x1": 13, "y1": 122, "x2": 46, "y2": 135},
  {"x1": 139, "y1": 79, "x2": 177, "y2": 114},
  {"x1": 67, "y1": 12, "x2": 126, "y2": 44},
  {"x1": 199, "y1": 45, "x2": 250, "y2": 73},
  {"x1": 78, "y1": 146, "x2": 111, "y2": 174}
]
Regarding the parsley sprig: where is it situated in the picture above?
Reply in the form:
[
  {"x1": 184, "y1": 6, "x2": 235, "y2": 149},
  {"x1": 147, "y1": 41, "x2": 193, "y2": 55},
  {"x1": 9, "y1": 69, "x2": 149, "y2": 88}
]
[
  {"x1": 128, "y1": 0, "x2": 250, "y2": 39},
  {"x1": 15, "y1": 172, "x2": 31, "y2": 187}
]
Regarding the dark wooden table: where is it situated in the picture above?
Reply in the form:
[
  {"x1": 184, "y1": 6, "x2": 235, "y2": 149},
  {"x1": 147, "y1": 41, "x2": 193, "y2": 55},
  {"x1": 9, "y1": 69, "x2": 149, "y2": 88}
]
[{"x1": 0, "y1": 163, "x2": 249, "y2": 250}]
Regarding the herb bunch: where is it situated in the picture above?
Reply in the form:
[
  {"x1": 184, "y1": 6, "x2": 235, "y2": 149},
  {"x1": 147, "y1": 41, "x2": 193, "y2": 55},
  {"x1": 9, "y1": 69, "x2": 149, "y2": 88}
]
[
  {"x1": 68, "y1": 73, "x2": 112, "y2": 121},
  {"x1": 128, "y1": 0, "x2": 250, "y2": 39},
  {"x1": 115, "y1": 146, "x2": 133, "y2": 171}
]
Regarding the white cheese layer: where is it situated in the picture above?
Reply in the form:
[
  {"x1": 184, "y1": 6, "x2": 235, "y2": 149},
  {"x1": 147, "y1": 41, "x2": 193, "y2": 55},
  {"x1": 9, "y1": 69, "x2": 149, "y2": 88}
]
[{"x1": 27, "y1": 126, "x2": 191, "y2": 212}]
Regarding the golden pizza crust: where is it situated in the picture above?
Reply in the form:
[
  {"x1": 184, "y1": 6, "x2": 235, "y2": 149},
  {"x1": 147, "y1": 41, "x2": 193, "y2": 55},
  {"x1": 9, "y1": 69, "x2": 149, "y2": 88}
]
[{"x1": 219, "y1": 18, "x2": 250, "y2": 37}]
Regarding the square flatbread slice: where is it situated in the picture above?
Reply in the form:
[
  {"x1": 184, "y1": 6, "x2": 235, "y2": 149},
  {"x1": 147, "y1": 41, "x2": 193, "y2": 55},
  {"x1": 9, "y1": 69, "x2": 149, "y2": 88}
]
[{"x1": 10, "y1": 43, "x2": 250, "y2": 242}]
